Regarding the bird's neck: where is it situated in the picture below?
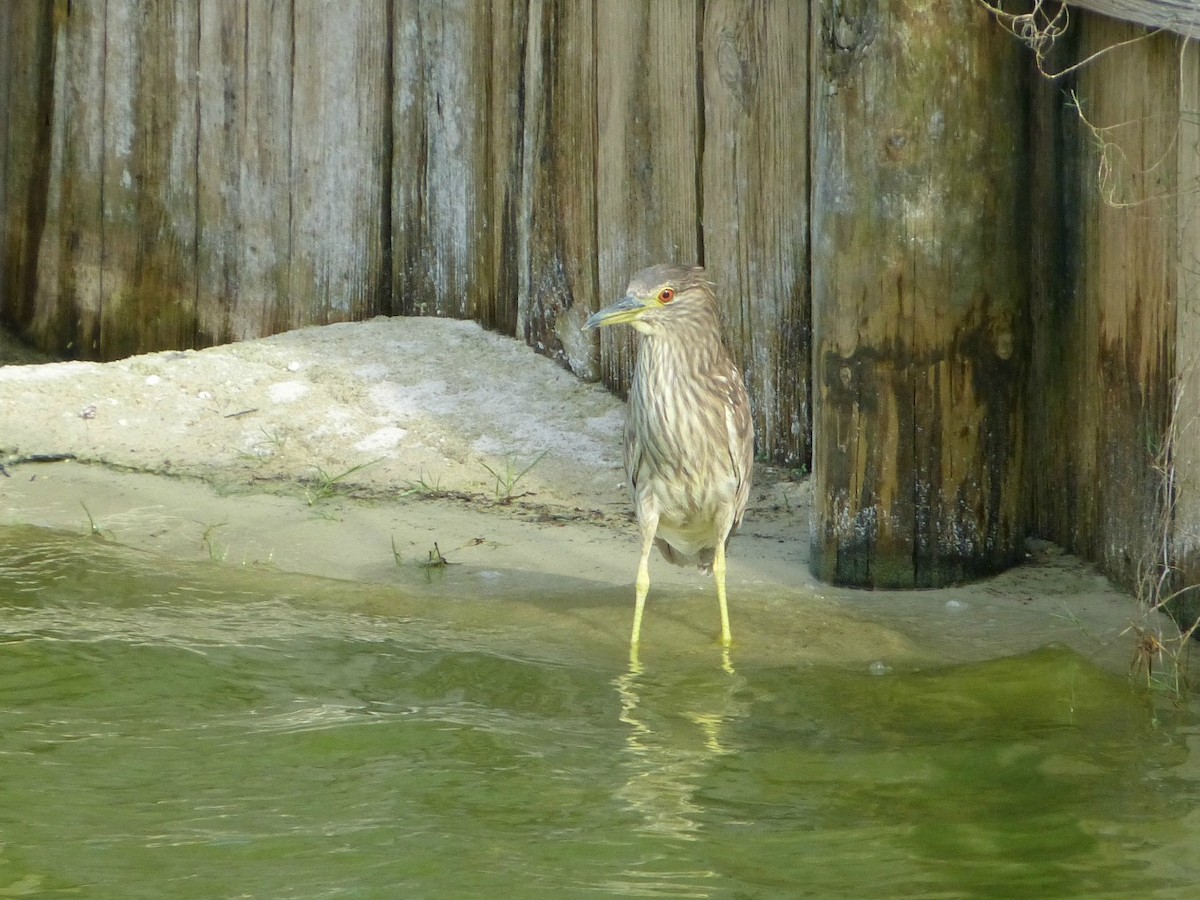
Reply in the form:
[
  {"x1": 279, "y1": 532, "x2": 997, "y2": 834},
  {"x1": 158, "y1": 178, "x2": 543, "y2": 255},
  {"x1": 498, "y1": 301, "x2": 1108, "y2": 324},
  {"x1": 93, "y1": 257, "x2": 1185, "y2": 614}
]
[{"x1": 636, "y1": 317, "x2": 723, "y2": 381}]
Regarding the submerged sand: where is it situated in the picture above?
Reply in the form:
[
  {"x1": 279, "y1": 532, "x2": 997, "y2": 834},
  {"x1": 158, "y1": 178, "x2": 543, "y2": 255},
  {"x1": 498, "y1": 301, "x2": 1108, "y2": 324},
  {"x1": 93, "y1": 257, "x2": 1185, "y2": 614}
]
[{"x1": 0, "y1": 318, "x2": 1178, "y2": 675}]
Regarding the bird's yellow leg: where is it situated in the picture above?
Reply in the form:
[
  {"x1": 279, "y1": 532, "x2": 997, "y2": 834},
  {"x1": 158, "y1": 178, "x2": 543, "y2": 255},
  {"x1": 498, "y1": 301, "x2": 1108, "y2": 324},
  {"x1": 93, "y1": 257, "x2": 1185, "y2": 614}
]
[
  {"x1": 713, "y1": 539, "x2": 732, "y2": 647},
  {"x1": 631, "y1": 513, "x2": 657, "y2": 656},
  {"x1": 631, "y1": 538, "x2": 653, "y2": 648}
]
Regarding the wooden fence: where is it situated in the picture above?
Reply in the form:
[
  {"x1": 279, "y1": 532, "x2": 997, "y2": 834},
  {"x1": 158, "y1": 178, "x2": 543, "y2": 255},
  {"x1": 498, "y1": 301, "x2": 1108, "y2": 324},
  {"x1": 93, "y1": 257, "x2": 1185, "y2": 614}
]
[
  {"x1": 2, "y1": 0, "x2": 1200, "y2": 626},
  {"x1": 0, "y1": 0, "x2": 811, "y2": 467}
]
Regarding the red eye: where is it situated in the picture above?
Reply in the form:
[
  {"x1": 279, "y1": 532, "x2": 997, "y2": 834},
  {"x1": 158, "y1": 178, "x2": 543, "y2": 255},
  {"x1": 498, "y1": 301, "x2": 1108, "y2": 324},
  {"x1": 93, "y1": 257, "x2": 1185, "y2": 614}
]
[{"x1": 658, "y1": 288, "x2": 675, "y2": 304}]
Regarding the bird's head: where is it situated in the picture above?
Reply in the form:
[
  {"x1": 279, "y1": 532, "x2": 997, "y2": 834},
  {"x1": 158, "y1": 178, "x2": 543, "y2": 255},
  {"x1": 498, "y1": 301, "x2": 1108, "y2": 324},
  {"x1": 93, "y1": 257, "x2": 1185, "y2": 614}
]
[{"x1": 583, "y1": 264, "x2": 716, "y2": 336}]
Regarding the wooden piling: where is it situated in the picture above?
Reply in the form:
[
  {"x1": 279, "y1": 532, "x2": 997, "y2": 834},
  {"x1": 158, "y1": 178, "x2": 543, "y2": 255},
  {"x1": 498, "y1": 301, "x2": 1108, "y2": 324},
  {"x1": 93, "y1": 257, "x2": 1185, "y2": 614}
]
[{"x1": 809, "y1": 0, "x2": 1029, "y2": 587}]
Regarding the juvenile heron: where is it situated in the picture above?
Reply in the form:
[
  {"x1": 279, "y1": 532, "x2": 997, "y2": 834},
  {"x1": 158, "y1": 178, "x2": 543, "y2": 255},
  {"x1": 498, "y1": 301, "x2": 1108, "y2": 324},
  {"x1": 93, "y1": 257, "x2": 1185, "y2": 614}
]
[{"x1": 584, "y1": 264, "x2": 754, "y2": 650}]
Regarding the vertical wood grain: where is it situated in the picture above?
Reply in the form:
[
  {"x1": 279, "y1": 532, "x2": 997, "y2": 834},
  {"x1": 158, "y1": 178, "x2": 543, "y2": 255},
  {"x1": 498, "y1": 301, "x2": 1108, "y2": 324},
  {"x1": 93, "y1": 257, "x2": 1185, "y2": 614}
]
[
  {"x1": 195, "y1": 0, "x2": 294, "y2": 343},
  {"x1": 481, "y1": 0, "x2": 528, "y2": 337},
  {"x1": 1171, "y1": 38, "x2": 1200, "y2": 630},
  {"x1": 32, "y1": 0, "x2": 197, "y2": 358},
  {"x1": 519, "y1": 0, "x2": 599, "y2": 379},
  {"x1": 31, "y1": 0, "x2": 112, "y2": 355},
  {"x1": 0, "y1": 1, "x2": 55, "y2": 340},
  {"x1": 290, "y1": 1, "x2": 389, "y2": 328},
  {"x1": 594, "y1": 0, "x2": 700, "y2": 395},
  {"x1": 701, "y1": 0, "x2": 810, "y2": 466},
  {"x1": 95, "y1": 0, "x2": 201, "y2": 359},
  {"x1": 1035, "y1": 18, "x2": 1179, "y2": 587},
  {"x1": 392, "y1": 0, "x2": 490, "y2": 318}
]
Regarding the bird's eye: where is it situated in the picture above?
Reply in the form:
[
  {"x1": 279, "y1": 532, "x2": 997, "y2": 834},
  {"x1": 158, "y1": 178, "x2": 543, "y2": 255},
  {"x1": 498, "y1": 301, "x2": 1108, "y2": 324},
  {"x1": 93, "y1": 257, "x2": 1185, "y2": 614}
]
[{"x1": 658, "y1": 288, "x2": 675, "y2": 304}]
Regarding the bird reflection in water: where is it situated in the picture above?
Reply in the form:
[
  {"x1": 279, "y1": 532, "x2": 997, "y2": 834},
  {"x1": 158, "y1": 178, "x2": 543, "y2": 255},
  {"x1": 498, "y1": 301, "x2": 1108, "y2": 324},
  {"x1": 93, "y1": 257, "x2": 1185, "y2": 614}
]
[{"x1": 610, "y1": 653, "x2": 749, "y2": 891}]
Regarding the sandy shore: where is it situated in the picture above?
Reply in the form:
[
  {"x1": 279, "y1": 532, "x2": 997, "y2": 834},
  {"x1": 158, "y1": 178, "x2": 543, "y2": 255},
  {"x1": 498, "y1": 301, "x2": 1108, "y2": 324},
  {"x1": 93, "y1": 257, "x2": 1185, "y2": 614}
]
[{"x1": 0, "y1": 318, "x2": 1175, "y2": 673}]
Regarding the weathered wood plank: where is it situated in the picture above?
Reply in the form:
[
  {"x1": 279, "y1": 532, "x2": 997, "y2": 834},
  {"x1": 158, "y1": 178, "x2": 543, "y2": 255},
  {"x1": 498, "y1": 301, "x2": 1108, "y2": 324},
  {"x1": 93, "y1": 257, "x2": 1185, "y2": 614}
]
[
  {"x1": 31, "y1": 0, "x2": 108, "y2": 355},
  {"x1": 1171, "y1": 38, "x2": 1200, "y2": 630},
  {"x1": 480, "y1": 0, "x2": 527, "y2": 337},
  {"x1": 701, "y1": 0, "x2": 810, "y2": 466},
  {"x1": 1028, "y1": 17, "x2": 1178, "y2": 590},
  {"x1": 290, "y1": 2, "x2": 389, "y2": 328},
  {"x1": 0, "y1": 1, "x2": 55, "y2": 340},
  {"x1": 392, "y1": 0, "x2": 491, "y2": 319},
  {"x1": 519, "y1": 0, "x2": 599, "y2": 379},
  {"x1": 594, "y1": 0, "x2": 701, "y2": 395},
  {"x1": 94, "y1": 0, "x2": 201, "y2": 359},
  {"x1": 1024, "y1": 16, "x2": 1078, "y2": 554},
  {"x1": 1067, "y1": 0, "x2": 1200, "y2": 39},
  {"x1": 32, "y1": 0, "x2": 200, "y2": 358},
  {"x1": 809, "y1": 0, "x2": 1029, "y2": 586},
  {"x1": 195, "y1": 1, "x2": 294, "y2": 343}
]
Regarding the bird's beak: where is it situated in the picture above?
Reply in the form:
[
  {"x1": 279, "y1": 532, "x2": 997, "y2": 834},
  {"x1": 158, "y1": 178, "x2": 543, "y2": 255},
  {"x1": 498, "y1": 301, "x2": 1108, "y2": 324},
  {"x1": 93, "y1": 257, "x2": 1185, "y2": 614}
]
[{"x1": 582, "y1": 294, "x2": 648, "y2": 331}]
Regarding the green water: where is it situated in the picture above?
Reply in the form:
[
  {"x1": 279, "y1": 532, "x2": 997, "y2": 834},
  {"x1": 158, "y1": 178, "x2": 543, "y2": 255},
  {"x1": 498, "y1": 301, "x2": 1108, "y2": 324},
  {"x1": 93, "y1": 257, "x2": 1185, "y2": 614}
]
[{"x1": 2, "y1": 527, "x2": 1199, "y2": 898}]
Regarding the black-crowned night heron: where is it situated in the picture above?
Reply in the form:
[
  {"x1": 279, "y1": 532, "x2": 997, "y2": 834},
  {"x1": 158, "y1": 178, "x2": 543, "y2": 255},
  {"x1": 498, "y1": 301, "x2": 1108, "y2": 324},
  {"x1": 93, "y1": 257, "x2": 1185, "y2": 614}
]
[{"x1": 584, "y1": 264, "x2": 754, "y2": 651}]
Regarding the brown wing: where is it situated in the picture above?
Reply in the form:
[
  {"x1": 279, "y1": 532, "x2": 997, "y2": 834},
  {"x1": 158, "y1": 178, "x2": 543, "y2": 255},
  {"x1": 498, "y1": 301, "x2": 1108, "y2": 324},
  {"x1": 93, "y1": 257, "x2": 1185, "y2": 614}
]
[
  {"x1": 724, "y1": 359, "x2": 755, "y2": 531},
  {"x1": 623, "y1": 401, "x2": 639, "y2": 495}
]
